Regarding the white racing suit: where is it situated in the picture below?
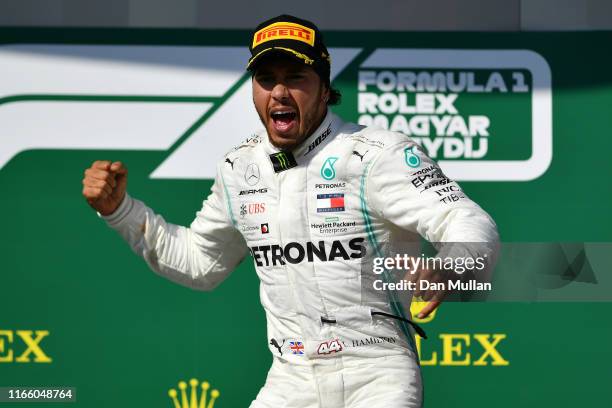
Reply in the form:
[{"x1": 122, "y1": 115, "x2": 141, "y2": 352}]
[{"x1": 101, "y1": 111, "x2": 499, "y2": 407}]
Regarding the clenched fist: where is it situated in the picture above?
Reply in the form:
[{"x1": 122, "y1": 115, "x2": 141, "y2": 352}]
[{"x1": 82, "y1": 160, "x2": 128, "y2": 216}]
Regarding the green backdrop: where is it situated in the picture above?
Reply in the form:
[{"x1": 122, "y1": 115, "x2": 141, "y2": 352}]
[{"x1": 1, "y1": 29, "x2": 611, "y2": 407}]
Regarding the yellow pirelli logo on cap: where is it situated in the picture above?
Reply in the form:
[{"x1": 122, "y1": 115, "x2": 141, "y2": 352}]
[{"x1": 252, "y1": 22, "x2": 315, "y2": 48}]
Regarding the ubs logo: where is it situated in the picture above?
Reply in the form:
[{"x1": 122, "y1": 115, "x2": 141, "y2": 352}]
[{"x1": 240, "y1": 202, "x2": 266, "y2": 218}]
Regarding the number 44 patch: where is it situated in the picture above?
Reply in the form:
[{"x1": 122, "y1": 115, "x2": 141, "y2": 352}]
[{"x1": 317, "y1": 339, "x2": 343, "y2": 355}]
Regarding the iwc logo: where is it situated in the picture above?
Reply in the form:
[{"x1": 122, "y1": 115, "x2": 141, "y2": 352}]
[{"x1": 168, "y1": 378, "x2": 220, "y2": 408}]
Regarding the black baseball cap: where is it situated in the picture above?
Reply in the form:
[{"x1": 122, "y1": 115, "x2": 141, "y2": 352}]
[{"x1": 246, "y1": 15, "x2": 331, "y2": 82}]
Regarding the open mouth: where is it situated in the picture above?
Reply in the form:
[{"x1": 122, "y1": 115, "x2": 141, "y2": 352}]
[{"x1": 270, "y1": 110, "x2": 297, "y2": 132}]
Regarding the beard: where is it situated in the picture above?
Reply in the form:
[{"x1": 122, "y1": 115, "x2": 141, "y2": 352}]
[{"x1": 255, "y1": 87, "x2": 327, "y2": 150}]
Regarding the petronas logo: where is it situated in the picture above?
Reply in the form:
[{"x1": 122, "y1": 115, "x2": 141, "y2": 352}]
[
  {"x1": 168, "y1": 378, "x2": 220, "y2": 408},
  {"x1": 320, "y1": 157, "x2": 338, "y2": 180},
  {"x1": 404, "y1": 146, "x2": 421, "y2": 168}
]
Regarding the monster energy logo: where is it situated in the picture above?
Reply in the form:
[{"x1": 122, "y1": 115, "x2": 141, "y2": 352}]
[{"x1": 270, "y1": 152, "x2": 298, "y2": 173}]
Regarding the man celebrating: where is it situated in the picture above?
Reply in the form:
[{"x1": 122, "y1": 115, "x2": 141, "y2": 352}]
[{"x1": 82, "y1": 15, "x2": 498, "y2": 408}]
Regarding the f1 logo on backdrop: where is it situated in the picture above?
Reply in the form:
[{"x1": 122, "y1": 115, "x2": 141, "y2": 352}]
[
  {"x1": 357, "y1": 49, "x2": 552, "y2": 181},
  {"x1": 0, "y1": 44, "x2": 360, "y2": 179},
  {"x1": 0, "y1": 45, "x2": 550, "y2": 181}
]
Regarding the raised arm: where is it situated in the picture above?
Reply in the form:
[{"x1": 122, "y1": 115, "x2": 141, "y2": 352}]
[{"x1": 82, "y1": 160, "x2": 248, "y2": 290}]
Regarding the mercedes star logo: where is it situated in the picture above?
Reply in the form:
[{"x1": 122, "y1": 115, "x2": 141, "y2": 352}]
[{"x1": 245, "y1": 163, "x2": 260, "y2": 186}]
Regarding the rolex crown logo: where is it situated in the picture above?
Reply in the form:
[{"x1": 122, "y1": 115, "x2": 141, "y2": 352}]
[{"x1": 168, "y1": 378, "x2": 220, "y2": 408}]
